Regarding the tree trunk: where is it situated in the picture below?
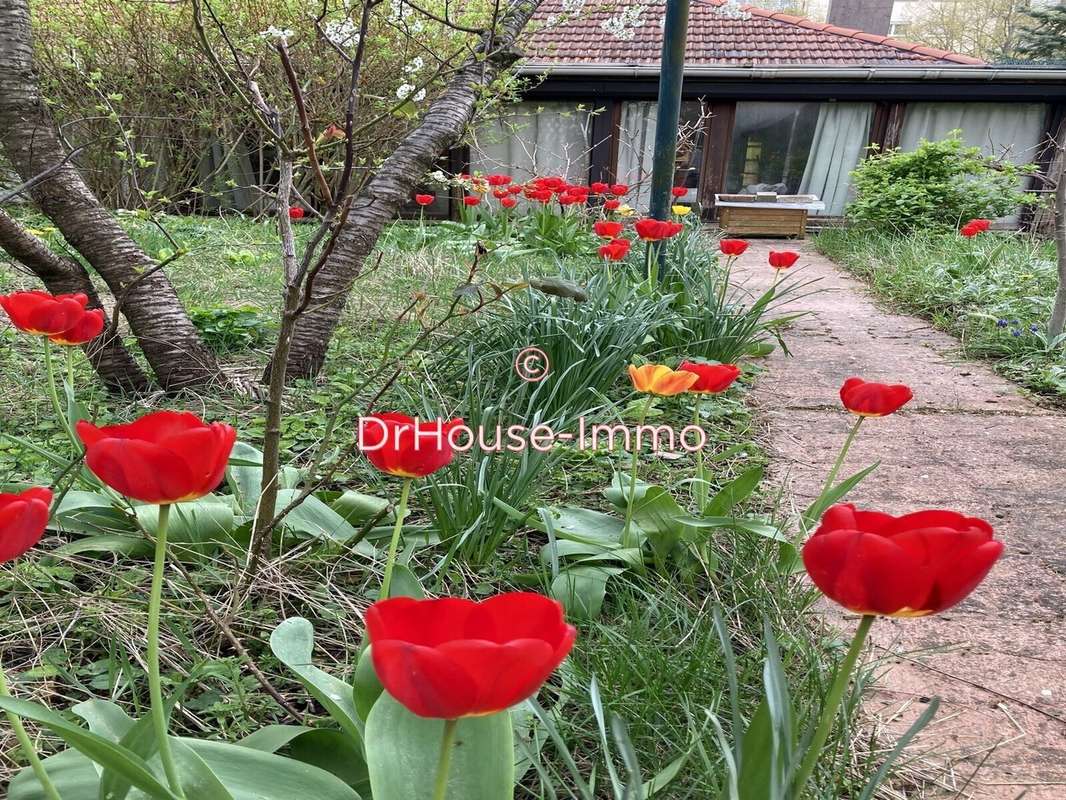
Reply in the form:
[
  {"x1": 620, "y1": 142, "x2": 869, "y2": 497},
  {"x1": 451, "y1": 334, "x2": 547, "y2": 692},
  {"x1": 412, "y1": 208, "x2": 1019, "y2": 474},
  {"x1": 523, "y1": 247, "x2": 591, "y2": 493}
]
[
  {"x1": 0, "y1": 209, "x2": 152, "y2": 393},
  {"x1": 1049, "y1": 156, "x2": 1066, "y2": 339},
  {"x1": 0, "y1": 0, "x2": 221, "y2": 391},
  {"x1": 280, "y1": 0, "x2": 542, "y2": 381}
]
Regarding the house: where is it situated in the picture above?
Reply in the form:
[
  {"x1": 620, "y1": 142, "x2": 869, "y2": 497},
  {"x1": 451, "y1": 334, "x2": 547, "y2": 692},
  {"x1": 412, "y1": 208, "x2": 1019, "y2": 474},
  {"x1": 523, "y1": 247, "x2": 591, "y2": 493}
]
[{"x1": 455, "y1": 0, "x2": 1066, "y2": 223}]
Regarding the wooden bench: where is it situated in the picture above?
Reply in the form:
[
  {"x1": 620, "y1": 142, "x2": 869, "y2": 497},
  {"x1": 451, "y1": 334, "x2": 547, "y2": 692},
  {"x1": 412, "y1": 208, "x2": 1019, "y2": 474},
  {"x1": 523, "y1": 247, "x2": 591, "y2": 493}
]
[{"x1": 714, "y1": 194, "x2": 825, "y2": 238}]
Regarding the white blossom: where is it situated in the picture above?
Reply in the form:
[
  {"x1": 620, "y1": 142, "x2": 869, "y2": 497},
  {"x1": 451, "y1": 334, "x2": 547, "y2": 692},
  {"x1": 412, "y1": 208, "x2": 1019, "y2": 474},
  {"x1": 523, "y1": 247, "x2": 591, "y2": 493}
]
[
  {"x1": 403, "y1": 56, "x2": 425, "y2": 74},
  {"x1": 259, "y1": 26, "x2": 294, "y2": 40},
  {"x1": 323, "y1": 18, "x2": 361, "y2": 49},
  {"x1": 561, "y1": 0, "x2": 585, "y2": 13},
  {"x1": 714, "y1": 0, "x2": 751, "y2": 20},
  {"x1": 413, "y1": 88, "x2": 426, "y2": 102},
  {"x1": 396, "y1": 83, "x2": 416, "y2": 100},
  {"x1": 600, "y1": 5, "x2": 647, "y2": 41}
]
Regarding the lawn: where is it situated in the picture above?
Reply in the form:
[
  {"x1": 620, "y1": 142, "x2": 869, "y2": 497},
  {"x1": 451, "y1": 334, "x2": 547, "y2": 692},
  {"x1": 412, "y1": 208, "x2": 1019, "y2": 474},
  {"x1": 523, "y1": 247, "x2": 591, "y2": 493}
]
[
  {"x1": 1, "y1": 210, "x2": 893, "y2": 798},
  {"x1": 815, "y1": 227, "x2": 1066, "y2": 400}
]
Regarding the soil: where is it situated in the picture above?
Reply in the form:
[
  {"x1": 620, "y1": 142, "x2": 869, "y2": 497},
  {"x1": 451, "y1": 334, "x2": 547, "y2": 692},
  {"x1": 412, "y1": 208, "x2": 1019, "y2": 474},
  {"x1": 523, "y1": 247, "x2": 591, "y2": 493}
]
[{"x1": 733, "y1": 239, "x2": 1066, "y2": 799}]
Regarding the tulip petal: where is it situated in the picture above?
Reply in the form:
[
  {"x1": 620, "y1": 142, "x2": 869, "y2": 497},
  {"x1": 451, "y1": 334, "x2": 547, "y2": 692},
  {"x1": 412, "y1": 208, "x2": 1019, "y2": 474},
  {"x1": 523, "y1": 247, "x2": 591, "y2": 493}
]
[
  {"x1": 436, "y1": 638, "x2": 556, "y2": 714},
  {"x1": 0, "y1": 498, "x2": 50, "y2": 562},
  {"x1": 470, "y1": 592, "x2": 568, "y2": 644},
  {"x1": 371, "y1": 640, "x2": 479, "y2": 718},
  {"x1": 158, "y1": 423, "x2": 236, "y2": 498},
  {"x1": 803, "y1": 529, "x2": 931, "y2": 615},
  {"x1": 84, "y1": 438, "x2": 197, "y2": 504},
  {"x1": 368, "y1": 597, "x2": 478, "y2": 647}
]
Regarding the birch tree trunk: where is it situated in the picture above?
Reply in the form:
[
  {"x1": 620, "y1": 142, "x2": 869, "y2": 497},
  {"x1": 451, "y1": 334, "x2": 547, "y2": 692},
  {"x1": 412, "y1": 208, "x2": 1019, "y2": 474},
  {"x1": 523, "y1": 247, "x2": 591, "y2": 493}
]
[
  {"x1": 0, "y1": 0, "x2": 221, "y2": 391},
  {"x1": 279, "y1": 0, "x2": 542, "y2": 381}
]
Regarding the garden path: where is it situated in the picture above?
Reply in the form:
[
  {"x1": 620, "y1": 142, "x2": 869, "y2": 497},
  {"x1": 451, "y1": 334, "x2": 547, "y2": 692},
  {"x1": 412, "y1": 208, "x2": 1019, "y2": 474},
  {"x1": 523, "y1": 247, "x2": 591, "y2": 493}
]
[{"x1": 731, "y1": 240, "x2": 1066, "y2": 799}]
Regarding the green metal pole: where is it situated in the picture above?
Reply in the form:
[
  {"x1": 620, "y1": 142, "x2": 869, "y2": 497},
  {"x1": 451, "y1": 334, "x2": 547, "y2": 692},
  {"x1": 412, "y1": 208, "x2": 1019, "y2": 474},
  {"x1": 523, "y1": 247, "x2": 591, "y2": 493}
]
[{"x1": 647, "y1": 0, "x2": 691, "y2": 277}]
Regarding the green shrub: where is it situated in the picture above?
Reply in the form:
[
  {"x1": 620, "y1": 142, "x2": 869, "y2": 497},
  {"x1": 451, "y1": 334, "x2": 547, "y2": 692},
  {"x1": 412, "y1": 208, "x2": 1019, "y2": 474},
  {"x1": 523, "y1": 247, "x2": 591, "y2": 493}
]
[
  {"x1": 188, "y1": 304, "x2": 270, "y2": 353},
  {"x1": 846, "y1": 133, "x2": 1035, "y2": 232}
]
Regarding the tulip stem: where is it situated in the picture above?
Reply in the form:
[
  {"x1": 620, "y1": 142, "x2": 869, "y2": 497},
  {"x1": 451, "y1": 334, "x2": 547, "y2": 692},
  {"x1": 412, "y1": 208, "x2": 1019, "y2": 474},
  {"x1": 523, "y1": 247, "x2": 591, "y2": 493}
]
[
  {"x1": 380, "y1": 478, "x2": 412, "y2": 599},
  {"x1": 621, "y1": 396, "x2": 653, "y2": 550},
  {"x1": 41, "y1": 340, "x2": 73, "y2": 446},
  {"x1": 65, "y1": 347, "x2": 76, "y2": 396},
  {"x1": 693, "y1": 397, "x2": 707, "y2": 512},
  {"x1": 147, "y1": 504, "x2": 185, "y2": 798},
  {"x1": 818, "y1": 416, "x2": 864, "y2": 503},
  {"x1": 0, "y1": 661, "x2": 63, "y2": 800},
  {"x1": 791, "y1": 614, "x2": 875, "y2": 796},
  {"x1": 432, "y1": 718, "x2": 458, "y2": 800}
]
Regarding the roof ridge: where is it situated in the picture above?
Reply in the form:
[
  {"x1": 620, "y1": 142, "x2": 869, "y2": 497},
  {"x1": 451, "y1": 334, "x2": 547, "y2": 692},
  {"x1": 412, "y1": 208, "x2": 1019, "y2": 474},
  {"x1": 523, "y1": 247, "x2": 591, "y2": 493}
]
[{"x1": 696, "y1": 0, "x2": 986, "y2": 65}]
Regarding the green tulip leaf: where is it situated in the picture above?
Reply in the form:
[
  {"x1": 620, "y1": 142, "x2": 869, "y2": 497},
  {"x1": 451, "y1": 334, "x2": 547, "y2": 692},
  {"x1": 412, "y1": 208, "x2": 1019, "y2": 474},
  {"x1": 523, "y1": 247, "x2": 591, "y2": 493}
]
[
  {"x1": 352, "y1": 646, "x2": 384, "y2": 722},
  {"x1": 269, "y1": 618, "x2": 363, "y2": 741},
  {"x1": 11, "y1": 737, "x2": 364, "y2": 800},
  {"x1": 235, "y1": 725, "x2": 316, "y2": 753},
  {"x1": 549, "y1": 566, "x2": 625, "y2": 619},
  {"x1": 284, "y1": 728, "x2": 370, "y2": 795},
  {"x1": 702, "y1": 466, "x2": 764, "y2": 517},
  {"x1": 171, "y1": 739, "x2": 234, "y2": 800},
  {"x1": 0, "y1": 695, "x2": 180, "y2": 800},
  {"x1": 365, "y1": 693, "x2": 514, "y2": 800},
  {"x1": 331, "y1": 490, "x2": 390, "y2": 525}
]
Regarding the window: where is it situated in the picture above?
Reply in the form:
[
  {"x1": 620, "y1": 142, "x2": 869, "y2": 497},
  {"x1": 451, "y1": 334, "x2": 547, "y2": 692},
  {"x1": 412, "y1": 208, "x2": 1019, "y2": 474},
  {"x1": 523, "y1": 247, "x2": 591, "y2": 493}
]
[
  {"x1": 724, "y1": 101, "x2": 874, "y2": 215},
  {"x1": 725, "y1": 101, "x2": 821, "y2": 195},
  {"x1": 468, "y1": 102, "x2": 593, "y2": 183},
  {"x1": 616, "y1": 100, "x2": 706, "y2": 209}
]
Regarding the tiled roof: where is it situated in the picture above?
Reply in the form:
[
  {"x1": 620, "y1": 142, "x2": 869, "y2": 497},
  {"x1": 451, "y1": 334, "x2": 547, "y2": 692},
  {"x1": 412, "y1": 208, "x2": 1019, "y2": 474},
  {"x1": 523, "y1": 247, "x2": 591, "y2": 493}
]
[{"x1": 524, "y1": 0, "x2": 987, "y2": 68}]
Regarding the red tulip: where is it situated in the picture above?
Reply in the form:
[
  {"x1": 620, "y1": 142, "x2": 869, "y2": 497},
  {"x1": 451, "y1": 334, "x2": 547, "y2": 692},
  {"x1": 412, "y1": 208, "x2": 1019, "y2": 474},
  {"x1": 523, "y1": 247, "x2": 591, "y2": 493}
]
[
  {"x1": 609, "y1": 183, "x2": 629, "y2": 196},
  {"x1": 590, "y1": 182, "x2": 609, "y2": 194},
  {"x1": 960, "y1": 218, "x2": 991, "y2": 237},
  {"x1": 49, "y1": 308, "x2": 105, "y2": 346},
  {"x1": 719, "y1": 239, "x2": 749, "y2": 256},
  {"x1": 803, "y1": 503, "x2": 1002, "y2": 617},
  {"x1": 593, "y1": 220, "x2": 624, "y2": 239},
  {"x1": 500, "y1": 196, "x2": 517, "y2": 209},
  {"x1": 678, "y1": 361, "x2": 740, "y2": 394},
  {"x1": 0, "y1": 487, "x2": 52, "y2": 563},
  {"x1": 526, "y1": 188, "x2": 553, "y2": 203},
  {"x1": 76, "y1": 411, "x2": 237, "y2": 504},
  {"x1": 414, "y1": 194, "x2": 435, "y2": 206},
  {"x1": 288, "y1": 206, "x2": 305, "y2": 220},
  {"x1": 0, "y1": 291, "x2": 88, "y2": 336},
  {"x1": 492, "y1": 189, "x2": 509, "y2": 199},
  {"x1": 634, "y1": 218, "x2": 683, "y2": 242},
  {"x1": 366, "y1": 592, "x2": 577, "y2": 718},
  {"x1": 598, "y1": 237, "x2": 631, "y2": 261},
  {"x1": 486, "y1": 174, "x2": 511, "y2": 187},
  {"x1": 534, "y1": 176, "x2": 566, "y2": 192},
  {"x1": 768, "y1": 250, "x2": 800, "y2": 269},
  {"x1": 671, "y1": 186, "x2": 687, "y2": 197},
  {"x1": 463, "y1": 195, "x2": 481, "y2": 207},
  {"x1": 557, "y1": 193, "x2": 582, "y2": 206},
  {"x1": 359, "y1": 413, "x2": 464, "y2": 478},
  {"x1": 839, "y1": 377, "x2": 913, "y2": 417},
  {"x1": 603, "y1": 199, "x2": 621, "y2": 211},
  {"x1": 506, "y1": 184, "x2": 523, "y2": 195}
]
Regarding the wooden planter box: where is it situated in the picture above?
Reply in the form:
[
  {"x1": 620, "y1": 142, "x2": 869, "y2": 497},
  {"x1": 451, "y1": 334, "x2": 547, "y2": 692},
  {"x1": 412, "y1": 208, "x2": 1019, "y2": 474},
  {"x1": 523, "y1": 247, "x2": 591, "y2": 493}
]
[{"x1": 714, "y1": 194, "x2": 825, "y2": 238}]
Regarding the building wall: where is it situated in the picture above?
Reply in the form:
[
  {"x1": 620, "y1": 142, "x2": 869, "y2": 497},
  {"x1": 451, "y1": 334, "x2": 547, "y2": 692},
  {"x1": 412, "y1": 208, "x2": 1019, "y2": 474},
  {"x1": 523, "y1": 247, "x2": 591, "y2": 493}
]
[{"x1": 826, "y1": 0, "x2": 896, "y2": 34}]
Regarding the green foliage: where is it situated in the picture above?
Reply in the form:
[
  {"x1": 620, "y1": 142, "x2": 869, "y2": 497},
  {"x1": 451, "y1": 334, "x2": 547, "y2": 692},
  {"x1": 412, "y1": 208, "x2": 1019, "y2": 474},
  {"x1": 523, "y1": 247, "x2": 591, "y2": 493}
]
[
  {"x1": 846, "y1": 133, "x2": 1036, "y2": 232},
  {"x1": 421, "y1": 269, "x2": 674, "y2": 564},
  {"x1": 816, "y1": 227, "x2": 1066, "y2": 398},
  {"x1": 188, "y1": 305, "x2": 270, "y2": 353},
  {"x1": 1018, "y1": 5, "x2": 1066, "y2": 61}
]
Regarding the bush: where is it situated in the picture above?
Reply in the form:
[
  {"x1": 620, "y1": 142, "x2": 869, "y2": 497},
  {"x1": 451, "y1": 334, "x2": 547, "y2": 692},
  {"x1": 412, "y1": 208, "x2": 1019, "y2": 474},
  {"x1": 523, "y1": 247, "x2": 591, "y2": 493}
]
[{"x1": 846, "y1": 133, "x2": 1035, "y2": 232}]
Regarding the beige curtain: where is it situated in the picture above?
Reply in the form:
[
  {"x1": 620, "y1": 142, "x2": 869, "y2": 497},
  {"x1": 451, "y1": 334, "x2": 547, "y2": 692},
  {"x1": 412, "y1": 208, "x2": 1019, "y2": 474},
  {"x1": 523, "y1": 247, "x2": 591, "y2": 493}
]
[{"x1": 469, "y1": 102, "x2": 592, "y2": 182}]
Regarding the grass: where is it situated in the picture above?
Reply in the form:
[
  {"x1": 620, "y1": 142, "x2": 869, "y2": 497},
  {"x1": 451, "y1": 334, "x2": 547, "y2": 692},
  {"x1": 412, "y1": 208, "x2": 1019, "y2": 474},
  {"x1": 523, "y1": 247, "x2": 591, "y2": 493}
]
[
  {"x1": 815, "y1": 227, "x2": 1066, "y2": 400},
  {"x1": 0, "y1": 212, "x2": 872, "y2": 797}
]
